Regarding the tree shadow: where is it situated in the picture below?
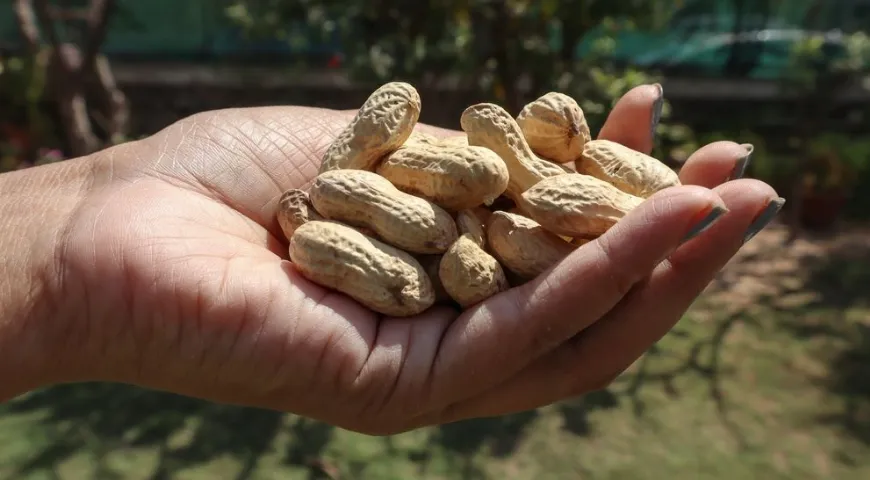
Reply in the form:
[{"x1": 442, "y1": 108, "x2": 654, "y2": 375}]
[
  {"x1": 0, "y1": 382, "x2": 330, "y2": 480},
  {"x1": 762, "y1": 227, "x2": 870, "y2": 446},
  {"x1": 424, "y1": 409, "x2": 539, "y2": 479},
  {"x1": 557, "y1": 225, "x2": 870, "y2": 451},
  {"x1": 816, "y1": 323, "x2": 870, "y2": 446},
  {"x1": 698, "y1": 225, "x2": 870, "y2": 447},
  {"x1": 556, "y1": 388, "x2": 620, "y2": 437}
]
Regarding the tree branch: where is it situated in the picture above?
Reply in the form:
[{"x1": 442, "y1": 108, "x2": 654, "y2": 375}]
[
  {"x1": 82, "y1": 0, "x2": 116, "y2": 72},
  {"x1": 13, "y1": 0, "x2": 41, "y2": 53}
]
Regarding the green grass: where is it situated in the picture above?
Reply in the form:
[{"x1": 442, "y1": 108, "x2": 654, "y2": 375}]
[{"x1": 2, "y1": 227, "x2": 869, "y2": 479}]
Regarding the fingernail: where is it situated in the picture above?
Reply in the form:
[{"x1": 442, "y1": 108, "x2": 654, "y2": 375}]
[
  {"x1": 681, "y1": 204, "x2": 729, "y2": 244},
  {"x1": 728, "y1": 143, "x2": 754, "y2": 181},
  {"x1": 743, "y1": 197, "x2": 786, "y2": 244},
  {"x1": 650, "y1": 83, "x2": 664, "y2": 145}
]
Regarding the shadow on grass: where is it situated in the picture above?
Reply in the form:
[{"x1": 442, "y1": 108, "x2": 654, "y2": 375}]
[
  {"x1": 772, "y1": 229, "x2": 870, "y2": 446},
  {"x1": 0, "y1": 383, "x2": 333, "y2": 480},
  {"x1": 1, "y1": 382, "x2": 540, "y2": 480},
  {"x1": 557, "y1": 388, "x2": 620, "y2": 437},
  {"x1": 569, "y1": 226, "x2": 870, "y2": 449},
  {"x1": 421, "y1": 410, "x2": 539, "y2": 479}
]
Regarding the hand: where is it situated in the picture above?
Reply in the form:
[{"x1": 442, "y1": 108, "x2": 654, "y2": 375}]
[{"x1": 3, "y1": 85, "x2": 783, "y2": 435}]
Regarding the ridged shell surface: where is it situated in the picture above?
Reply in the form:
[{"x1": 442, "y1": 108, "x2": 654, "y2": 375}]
[
  {"x1": 439, "y1": 234, "x2": 509, "y2": 309},
  {"x1": 377, "y1": 144, "x2": 509, "y2": 210},
  {"x1": 519, "y1": 173, "x2": 644, "y2": 237},
  {"x1": 460, "y1": 103, "x2": 571, "y2": 201},
  {"x1": 289, "y1": 221, "x2": 435, "y2": 316},
  {"x1": 309, "y1": 169, "x2": 458, "y2": 254},
  {"x1": 319, "y1": 82, "x2": 421, "y2": 173},
  {"x1": 277, "y1": 189, "x2": 323, "y2": 240},
  {"x1": 517, "y1": 92, "x2": 591, "y2": 164},
  {"x1": 487, "y1": 211, "x2": 577, "y2": 279},
  {"x1": 578, "y1": 140, "x2": 681, "y2": 198}
]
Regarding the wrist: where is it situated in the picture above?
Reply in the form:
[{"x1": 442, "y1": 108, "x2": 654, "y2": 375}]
[{"x1": 0, "y1": 156, "x2": 94, "y2": 400}]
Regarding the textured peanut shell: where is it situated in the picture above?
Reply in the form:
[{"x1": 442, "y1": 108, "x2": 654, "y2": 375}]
[
  {"x1": 405, "y1": 131, "x2": 443, "y2": 149},
  {"x1": 277, "y1": 189, "x2": 323, "y2": 241},
  {"x1": 517, "y1": 92, "x2": 591, "y2": 164},
  {"x1": 319, "y1": 82, "x2": 421, "y2": 173},
  {"x1": 441, "y1": 134, "x2": 469, "y2": 147},
  {"x1": 519, "y1": 173, "x2": 645, "y2": 238},
  {"x1": 455, "y1": 208, "x2": 490, "y2": 248},
  {"x1": 289, "y1": 221, "x2": 435, "y2": 316},
  {"x1": 460, "y1": 103, "x2": 572, "y2": 202},
  {"x1": 416, "y1": 254, "x2": 452, "y2": 305},
  {"x1": 439, "y1": 234, "x2": 509, "y2": 309},
  {"x1": 310, "y1": 170, "x2": 458, "y2": 254},
  {"x1": 487, "y1": 211, "x2": 577, "y2": 279},
  {"x1": 405, "y1": 131, "x2": 469, "y2": 149},
  {"x1": 578, "y1": 139, "x2": 681, "y2": 198},
  {"x1": 376, "y1": 144, "x2": 509, "y2": 210}
]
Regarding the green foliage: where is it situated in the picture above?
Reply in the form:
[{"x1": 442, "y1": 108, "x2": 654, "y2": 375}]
[{"x1": 224, "y1": 0, "x2": 693, "y2": 160}]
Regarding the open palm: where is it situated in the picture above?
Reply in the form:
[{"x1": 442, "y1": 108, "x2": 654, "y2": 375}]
[{"x1": 57, "y1": 87, "x2": 781, "y2": 435}]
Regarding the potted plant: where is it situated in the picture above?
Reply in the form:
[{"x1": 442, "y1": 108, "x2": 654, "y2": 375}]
[{"x1": 798, "y1": 134, "x2": 870, "y2": 230}]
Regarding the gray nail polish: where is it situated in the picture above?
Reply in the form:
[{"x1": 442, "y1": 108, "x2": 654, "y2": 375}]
[
  {"x1": 743, "y1": 197, "x2": 786, "y2": 244},
  {"x1": 728, "y1": 143, "x2": 754, "y2": 181},
  {"x1": 681, "y1": 204, "x2": 729, "y2": 244},
  {"x1": 650, "y1": 83, "x2": 664, "y2": 145}
]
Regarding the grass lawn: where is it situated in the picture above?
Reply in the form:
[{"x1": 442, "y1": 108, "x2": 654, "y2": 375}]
[{"x1": 1, "y1": 225, "x2": 869, "y2": 479}]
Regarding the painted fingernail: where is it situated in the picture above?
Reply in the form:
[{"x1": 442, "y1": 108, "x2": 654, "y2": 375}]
[
  {"x1": 681, "y1": 204, "x2": 729, "y2": 244},
  {"x1": 650, "y1": 83, "x2": 664, "y2": 145},
  {"x1": 743, "y1": 197, "x2": 786, "y2": 244},
  {"x1": 728, "y1": 143, "x2": 754, "y2": 181}
]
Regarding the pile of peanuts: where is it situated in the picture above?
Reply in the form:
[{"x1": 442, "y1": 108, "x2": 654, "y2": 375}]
[{"x1": 277, "y1": 82, "x2": 681, "y2": 316}]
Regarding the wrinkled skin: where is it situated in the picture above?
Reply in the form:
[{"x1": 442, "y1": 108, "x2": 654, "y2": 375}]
[{"x1": 9, "y1": 85, "x2": 781, "y2": 435}]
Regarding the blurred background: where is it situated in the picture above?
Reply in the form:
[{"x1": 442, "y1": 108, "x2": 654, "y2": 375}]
[{"x1": 1, "y1": 0, "x2": 869, "y2": 478}]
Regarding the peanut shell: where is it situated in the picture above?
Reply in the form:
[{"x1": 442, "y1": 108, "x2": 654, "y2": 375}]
[
  {"x1": 309, "y1": 169, "x2": 458, "y2": 254},
  {"x1": 376, "y1": 144, "x2": 509, "y2": 210},
  {"x1": 460, "y1": 103, "x2": 572, "y2": 202},
  {"x1": 517, "y1": 92, "x2": 591, "y2": 164},
  {"x1": 289, "y1": 221, "x2": 435, "y2": 317},
  {"x1": 277, "y1": 189, "x2": 323, "y2": 240},
  {"x1": 519, "y1": 173, "x2": 644, "y2": 238},
  {"x1": 319, "y1": 82, "x2": 421, "y2": 173},
  {"x1": 439, "y1": 234, "x2": 509, "y2": 309},
  {"x1": 577, "y1": 139, "x2": 681, "y2": 198},
  {"x1": 487, "y1": 211, "x2": 577, "y2": 279}
]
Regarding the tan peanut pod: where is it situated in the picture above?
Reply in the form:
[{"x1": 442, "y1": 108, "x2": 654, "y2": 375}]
[
  {"x1": 469, "y1": 206, "x2": 493, "y2": 233},
  {"x1": 577, "y1": 139, "x2": 681, "y2": 198},
  {"x1": 519, "y1": 173, "x2": 644, "y2": 238},
  {"x1": 439, "y1": 234, "x2": 509, "y2": 309},
  {"x1": 376, "y1": 144, "x2": 509, "y2": 210},
  {"x1": 289, "y1": 221, "x2": 435, "y2": 317},
  {"x1": 506, "y1": 204, "x2": 571, "y2": 243},
  {"x1": 460, "y1": 103, "x2": 572, "y2": 202},
  {"x1": 455, "y1": 209, "x2": 487, "y2": 247},
  {"x1": 319, "y1": 82, "x2": 421, "y2": 173},
  {"x1": 487, "y1": 211, "x2": 577, "y2": 280},
  {"x1": 309, "y1": 169, "x2": 458, "y2": 254},
  {"x1": 276, "y1": 189, "x2": 324, "y2": 241},
  {"x1": 516, "y1": 92, "x2": 591, "y2": 164},
  {"x1": 404, "y1": 131, "x2": 443, "y2": 148},
  {"x1": 440, "y1": 134, "x2": 469, "y2": 148},
  {"x1": 416, "y1": 254, "x2": 453, "y2": 305}
]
